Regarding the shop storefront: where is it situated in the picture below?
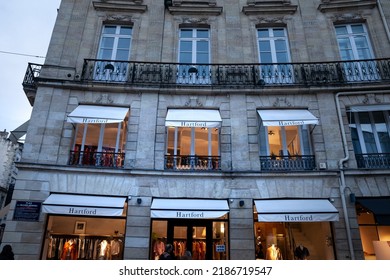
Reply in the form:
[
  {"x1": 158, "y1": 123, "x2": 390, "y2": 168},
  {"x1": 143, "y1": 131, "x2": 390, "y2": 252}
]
[
  {"x1": 150, "y1": 198, "x2": 229, "y2": 260},
  {"x1": 40, "y1": 193, "x2": 127, "y2": 260},
  {"x1": 355, "y1": 197, "x2": 390, "y2": 260},
  {"x1": 253, "y1": 199, "x2": 339, "y2": 260}
]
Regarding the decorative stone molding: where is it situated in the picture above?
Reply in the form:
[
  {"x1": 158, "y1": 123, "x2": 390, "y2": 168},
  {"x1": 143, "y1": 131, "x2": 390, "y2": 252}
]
[
  {"x1": 181, "y1": 17, "x2": 210, "y2": 25},
  {"x1": 96, "y1": 94, "x2": 114, "y2": 104},
  {"x1": 318, "y1": 0, "x2": 377, "y2": 13},
  {"x1": 165, "y1": 0, "x2": 222, "y2": 16},
  {"x1": 242, "y1": 0, "x2": 297, "y2": 16},
  {"x1": 362, "y1": 94, "x2": 382, "y2": 104},
  {"x1": 255, "y1": 17, "x2": 286, "y2": 27},
  {"x1": 185, "y1": 96, "x2": 203, "y2": 107},
  {"x1": 331, "y1": 13, "x2": 365, "y2": 23},
  {"x1": 104, "y1": 14, "x2": 134, "y2": 23},
  {"x1": 93, "y1": 0, "x2": 147, "y2": 13},
  {"x1": 273, "y1": 97, "x2": 292, "y2": 107}
]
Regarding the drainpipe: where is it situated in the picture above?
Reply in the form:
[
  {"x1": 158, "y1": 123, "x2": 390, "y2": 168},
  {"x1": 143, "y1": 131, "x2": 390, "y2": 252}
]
[
  {"x1": 377, "y1": 0, "x2": 390, "y2": 43},
  {"x1": 335, "y1": 89, "x2": 390, "y2": 260}
]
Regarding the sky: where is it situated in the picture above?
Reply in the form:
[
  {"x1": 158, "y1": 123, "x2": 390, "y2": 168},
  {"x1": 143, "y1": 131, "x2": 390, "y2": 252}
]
[{"x1": 0, "y1": 1, "x2": 61, "y2": 135}]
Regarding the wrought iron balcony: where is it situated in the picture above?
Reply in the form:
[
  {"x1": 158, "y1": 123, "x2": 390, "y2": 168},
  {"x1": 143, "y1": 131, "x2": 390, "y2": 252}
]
[
  {"x1": 165, "y1": 155, "x2": 221, "y2": 171},
  {"x1": 69, "y1": 150, "x2": 125, "y2": 168},
  {"x1": 80, "y1": 58, "x2": 390, "y2": 87},
  {"x1": 23, "y1": 58, "x2": 390, "y2": 92},
  {"x1": 355, "y1": 153, "x2": 390, "y2": 169},
  {"x1": 260, "y1": 155, "x2": 316, "y2": 171}
]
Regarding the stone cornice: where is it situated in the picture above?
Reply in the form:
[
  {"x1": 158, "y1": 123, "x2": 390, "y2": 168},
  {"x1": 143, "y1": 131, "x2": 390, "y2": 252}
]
[
  {"x1": 318, "y1": 0, "x2": 377, "y2": 13},
  {"x1": 93, "y1": 1, "x2": 147, "y2": 13},
  {"x1": 166, "y1": 0, "x2": 222, "y2": 16},
  {"x1": 242, "y1": 2, "x2": 297, "y2": 16}
]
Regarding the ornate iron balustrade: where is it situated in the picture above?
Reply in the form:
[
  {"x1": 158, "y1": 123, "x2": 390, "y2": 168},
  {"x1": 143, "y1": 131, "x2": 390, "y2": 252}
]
[
  {"x1": 165, "y1": 155, "x2": 221, "y2": 171},
  {"x1": 22, "y1": 63, "x2": 42, "y2": 89},
  {"x1": 260, "y1": 155, "x2": 316, "y2": 171},
  {"x1": 23, "y1": 58, "x2": 390, "y2": 90},
  {"x1": 80, "y1": 58, "x2": 390, "y2": 87},
  {"x1": 355, "y1": 153, "x2": 390, "y2": 169},
  {"x1": 69, "y1": 150, "x2": 125, "y2": 168}
]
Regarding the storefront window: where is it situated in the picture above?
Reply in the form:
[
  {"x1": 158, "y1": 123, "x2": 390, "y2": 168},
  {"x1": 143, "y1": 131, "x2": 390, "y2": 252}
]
[
  {"x1": 150, "y1": 217, "x2": 229, "y2": 260},
  {"x1": 355, "y1": 199, "x2": 390, "y2": 260},
  {"x1": 42, "y1": 215, "x2": 126, "y2": 260}
]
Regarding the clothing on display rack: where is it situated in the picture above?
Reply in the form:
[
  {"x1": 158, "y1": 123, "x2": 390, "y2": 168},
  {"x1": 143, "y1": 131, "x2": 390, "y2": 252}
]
[
  {"x1": 192, "y1": 240, "x2": 206, "y2": 260},
  {"x1": 266, "y1": 244, "x2": 283, "y2": 260},
  {"x1": 47, "y1": 235, "x2": 123, "y2": 260}
]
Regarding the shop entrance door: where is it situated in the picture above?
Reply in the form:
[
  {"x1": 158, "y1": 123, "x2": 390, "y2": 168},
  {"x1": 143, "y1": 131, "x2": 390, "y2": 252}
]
[{"x1": 167, "y1": 220, "x2": 213, "y2": 260}]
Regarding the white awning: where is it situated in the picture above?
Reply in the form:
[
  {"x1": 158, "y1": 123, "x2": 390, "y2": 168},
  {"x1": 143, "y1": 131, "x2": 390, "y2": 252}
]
[
  {"x1": 42, "y1": 194, "x2": 126, "y2": 217},
  {"x1": 254, "y1": 199, "x2": 339, "y2": 222},
  {"x1": 347, "y1": 104, "x2": 390, "y2": 112},
  {"x1": 257, "y1": 109, "x2": 319, "y2": 126},
  {"x1": 165, "y1": 109, "x2": 222, "y2": 128},
  {"x1": 151, "y1": 198, "x2": 229, "y2": 219},
  {"x1": 67, "y1": 105, "x2": 129, "y2": 124}
]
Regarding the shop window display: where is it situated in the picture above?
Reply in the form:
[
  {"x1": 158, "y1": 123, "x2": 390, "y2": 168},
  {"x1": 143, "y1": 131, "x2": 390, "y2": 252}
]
[
  {"x1": 253, "y1": 221, "x2": 335, "y2": 260},
  {"x1": 150, "y1": 219, "x2": 229, "y2": 260},
  {"x1": 42, "y1": 216, "x2": 126, "y2": 260}
]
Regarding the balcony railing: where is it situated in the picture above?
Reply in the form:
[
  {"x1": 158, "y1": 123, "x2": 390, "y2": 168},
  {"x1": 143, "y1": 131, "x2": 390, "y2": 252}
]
[
  {"x1": 260, "y1": 155, "x2": 316, "y2": 171},
  {"x1": 165, "y1": 155, "x2": 221, "y2": 171},
  {"x1": 22, "y1": 63, "x2": 42, "y2": 90},
  {"x1": 69, "y1": 150, "x2": 125, "y2": 168},
  {"x1": 23, "y1": 58, "x2": 390, "y2": 90},
  {"x1": 355, "y1": 153, "x2": 390, "y2": 169},
  {"x1": 80, "y1": 58, "x2": 390, "y2": 87}
]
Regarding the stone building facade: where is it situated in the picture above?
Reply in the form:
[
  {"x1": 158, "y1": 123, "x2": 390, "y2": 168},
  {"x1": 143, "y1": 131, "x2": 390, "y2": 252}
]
[{"x1": 2, "y1": 0, "x2": 390, "y2": 260}]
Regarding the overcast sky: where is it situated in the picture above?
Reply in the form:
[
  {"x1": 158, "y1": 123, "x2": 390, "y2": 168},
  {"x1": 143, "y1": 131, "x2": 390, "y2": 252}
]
[{"x1": 0, "y1": 1, "x2": 61, "y2": 134}]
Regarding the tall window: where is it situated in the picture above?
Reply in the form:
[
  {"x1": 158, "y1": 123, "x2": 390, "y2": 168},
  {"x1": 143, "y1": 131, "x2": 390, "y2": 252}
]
[
  {"x1": 257, "y1": 27, "x2": 292, "y2": 84},
  {"x1": 335, "y1": 23, "x2": 378, "y2": 81},
  {"x1": 260, "y1": 125, "x2": 312, "y2": 158},
  {"x1": 166, "y1": 127, "x2": 220, "y2": 170},
  {"x1": 67, "y1": 106, "x2": 129, "y2": 168},
  {"x1": 348, "y1": 109, "x2": 390, "y2": 168},
  {"x1": 178, "y1": 28, "x2": 210, "y2": 84},
  {"x1": 95, "y1": 25, "x2": 132, "y2": 82}
]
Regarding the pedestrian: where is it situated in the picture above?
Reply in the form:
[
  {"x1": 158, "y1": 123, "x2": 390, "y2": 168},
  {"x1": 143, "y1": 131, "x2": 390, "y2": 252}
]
[
  {"x1": 159, "y1": 243, "x2": 175, "y2": 260},
  {"x1": 180, "y1": 250, "x2": 192, "y2": 260},
  {"x1": 0, "y1": 244, "x2": 14, "y2": 260}
]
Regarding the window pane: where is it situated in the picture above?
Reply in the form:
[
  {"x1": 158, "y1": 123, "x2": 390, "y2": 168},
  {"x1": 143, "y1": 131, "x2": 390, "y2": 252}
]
[
  {"x1": 118, "y1": 38, "x2": 131, "y2": 49},
  {"x1": 116, "y1": 49, "x2": 130, "y2": 61},
  {"x1": 285, "y1": 126, "x2": 301, "y2": 156},
  {"x1": 275, "y1": 40, "x2": 287, "y2": 52},
  {"x1": 258, "y1": 29, "x2": 269, "y2": 38},
  {"x1": 197, "y1": 53, "x2": 209, "y2": 64},
  {"x1": 259, "y1": 41, "x2": 271, "y2": 52},
  {"x1": 120, "y1": 26, "x2": 132, "y2": 36},
  {"x1": 359, "y1": 112, "x2": 378, "y2": 153},
  {"x1": 273, "y1": 28, "x2": 285, "y2": 37},
  {"x1": 197, "y1": 30, "x2": 209, "y2": 38},
  {"x1": 197, "y1": 41, "x2": 209, "y2": 52},
  {"x1": 335, "y1": 26, "x2": 348, "y2": 35},
  {"x1": 267, "y1": 126, "x2": 282, "y2": 156},
  {"x1": 180, "y1": 29, "x2": 193, "y2": 38},
  {"x1": 101, "y1": 37, "x2": 115, "y2": 48},
  {"x1": 166, "y1": 127, "x2": 175, "y2": 155},
  {"x1": 195, "y1": 127, "x2": 208, "y2": 155},
  {"x1": 178, "y1": 127, "x2": 191, "y2": 155},
  {"x1": 372, "y1": 112, "x2": 390, "y2": 153},
  {"x1": 180, "y1": 41, "x2": 192, "y2": 52},
  {"x1": 351, "y1": 24, "x2": 364, "y2": 34},
  {"x1": 179, "y1": 53, "x2": 192, "y2": 63},
  {"x1": 103, "y1": 26, "x2": 116, "y2": 34}
]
